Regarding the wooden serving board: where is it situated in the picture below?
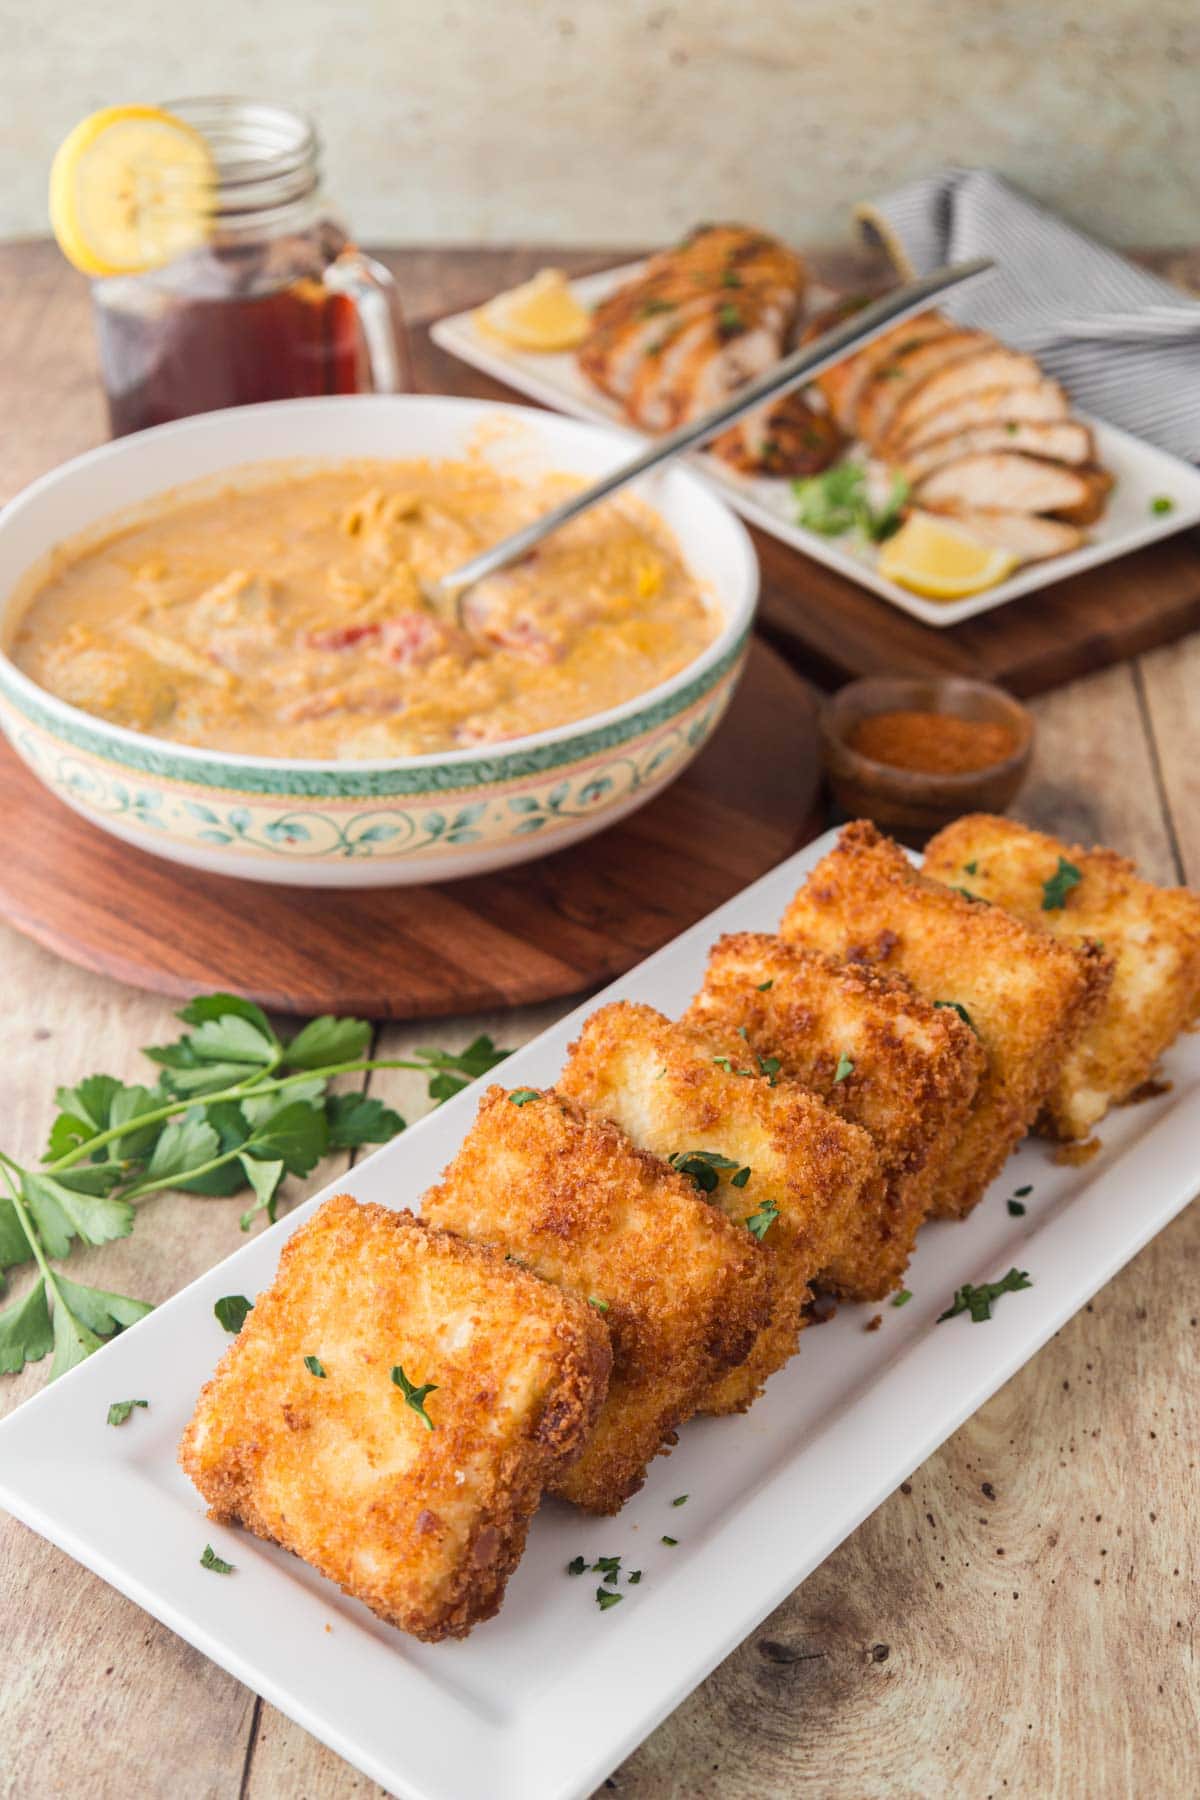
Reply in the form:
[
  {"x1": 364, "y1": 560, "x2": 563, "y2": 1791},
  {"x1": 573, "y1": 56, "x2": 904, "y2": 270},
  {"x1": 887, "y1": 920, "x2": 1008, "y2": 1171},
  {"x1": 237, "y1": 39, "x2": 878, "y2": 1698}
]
[
  {"x1": 0, "y1": 639, "x2": 821, "y2": 1019},
  {"x1": 409, "y1": 253, "x2": 1200, "y2": 699}
]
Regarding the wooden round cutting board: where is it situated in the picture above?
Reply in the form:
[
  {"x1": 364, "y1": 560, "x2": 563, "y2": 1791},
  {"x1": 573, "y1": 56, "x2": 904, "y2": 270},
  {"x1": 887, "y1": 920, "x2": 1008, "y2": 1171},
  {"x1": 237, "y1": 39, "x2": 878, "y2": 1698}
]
[{"x1": 0, "y1": 639, "x2": 822, "y2": 1019}]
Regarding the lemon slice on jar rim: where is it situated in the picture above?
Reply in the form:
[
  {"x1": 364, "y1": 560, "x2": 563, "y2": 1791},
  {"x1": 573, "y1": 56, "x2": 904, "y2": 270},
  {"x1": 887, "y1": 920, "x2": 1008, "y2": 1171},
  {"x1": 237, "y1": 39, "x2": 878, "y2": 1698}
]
[
  {"x1": 878, "y1": 510, "x2": 1019, "y2": 599},
  {"x1": 474, "y1": 269, "x2": 591, "y2": 352},
  {"x1": 49, "y1": 104, "x2": 215, "y2": 278}
]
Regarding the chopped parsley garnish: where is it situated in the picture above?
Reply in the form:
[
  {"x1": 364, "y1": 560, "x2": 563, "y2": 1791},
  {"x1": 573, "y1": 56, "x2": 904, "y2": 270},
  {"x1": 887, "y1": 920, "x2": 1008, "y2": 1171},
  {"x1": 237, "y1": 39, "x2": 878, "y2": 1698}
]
[
  {"x1": 730, "y1": 1166, "x2": 752, "y2": 1189},
  {"x1": 214, "y1": 1294, "x2": 253, "y2": 1335},
  {"x1": 891, "y1": 1289, "x2": 912, "y2": 1308},
  {"x1": 720, "y1": 268, "x2": 743, "y2": 288},
  {"x1": 391, "y1": 1363, "x2": 438, "y2": 1429},
  {"x1": 661, "y1": 1535, "x2": 678, "y2": 1546},
  {"x1": 567, "y1": 1555, "x2": 587, "y2": 1576},
  {"x1": 637, "y1": 297, "x2": 676, "y2": 318},
  {"x1": 1151, "y1": 495, "x2": 1174, "y2": 515},
  {"x1": 833, "y1": 1053, "x2": 855, "y2": 1084},
  {"x1": 938, "y1": 1267, "x2": 1032, "y2": 1323},
  {"x1": 951, "y1": 887, "x2": 980, "y2": 903},
  {"x1": 755, "y1": 978, "x2": 774, "y2": 991},
  {"x1": 303, "y1": 1355, "x2": 326, "y2": 1378},
  {"x1": 668, "y1": 1149, "x2": 743, "y2": 1193},
  {"x1": 717, "y1": 303, "x2": 743, "y2": 333},
  {"x1": 792, "y1": 463, "x2": 908, "y2": 543},
  {"x1": 934, "y1": 999, "x2": 976, "y2": 1033},
  {"x1": 1007, "y1": 1199, "x2": 1027, "y2": 1216},
  {"x1": 737, "y1": 1026, "x2": 749, "y2": 1040},
  {"x1": 106, "y1": 1398, "x2": 148, "y2": 1426},
  {"x1": 964, "y1": 861, "x2": 978, "y2": 875},
  {"x1": 712, "y1": 1055, "x2": 735, "y2": 1073},
  {"x1": 1041, "y1": 856, "x2": 1083, "y2": 911},
  {"x1": 756, "y1": 1054, "x2": 781, "y2": 1086},
  {"x1": 744, "y1": 1198, "x2": 779, "y2": 1240},
  {"x1": 588, "y1": 1296, "x2": 610, "y2": 1312},
  {"x1": 508, "y1": 1088, "x2": 540, "y2": 1106},
  {"x1": 596, "y1": 1587, "x2": 623, "y2": 1610},
  {"x1": 200, "y1": 1544, "x2": 233, "y2": 1574},
  {"x1": 671, "y1": 1494, "x2": 688, "y2": 1507},
  {"x1": 628, "y1": 1569, "x2": 642, "y2": 1584},
  {"x1": 592, "y1": 1554, "x2": 621, "y2": 1575},
  {"x1": 1013, "y1": 1185, "x2": 1032, "y2": 1197}
]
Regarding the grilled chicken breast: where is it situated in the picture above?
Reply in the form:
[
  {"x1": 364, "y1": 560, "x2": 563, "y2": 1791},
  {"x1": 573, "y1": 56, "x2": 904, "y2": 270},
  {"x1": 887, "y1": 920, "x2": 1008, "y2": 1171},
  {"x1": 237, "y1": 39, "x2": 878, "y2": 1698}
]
[
  {"x1": 854, "y1": 330, "x2": 993, "y2": 448},
  {"x1": 880, "y1": 349, "x2": 1045, "y2": 455},
  {"x1": 915, "y1": 453, "x2": 1112, "y2": 523},
  {"x1": 934, "y1": 508, "x2": 1085, "y2": 561},
  {"x1": 895, "y1": 379, "x2": 1070, "y2": 451},
  {"x1": 710, "y1": 390, "x2": 842, "y2": 478},
  {"x1": 813, "y1": 310, "x2": 953, "y2": 433},
  {"x1": 900, "y1": 420, "x2": 1094, "y2": 485}
]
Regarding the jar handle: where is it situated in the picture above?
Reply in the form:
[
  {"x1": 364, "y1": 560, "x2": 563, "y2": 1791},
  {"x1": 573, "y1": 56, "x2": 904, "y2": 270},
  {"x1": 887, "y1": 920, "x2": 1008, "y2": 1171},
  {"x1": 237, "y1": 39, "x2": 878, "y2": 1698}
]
[{"x1": 322, "y1": 249, "x2": 414, "y2": 393}]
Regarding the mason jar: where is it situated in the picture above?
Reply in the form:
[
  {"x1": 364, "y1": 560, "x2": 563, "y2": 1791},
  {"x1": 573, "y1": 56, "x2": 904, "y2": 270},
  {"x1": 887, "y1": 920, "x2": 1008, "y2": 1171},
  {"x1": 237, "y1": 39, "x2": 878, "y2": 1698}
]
[{"x1": 90, "y1": 96, "x2": 412, "y2": 437}]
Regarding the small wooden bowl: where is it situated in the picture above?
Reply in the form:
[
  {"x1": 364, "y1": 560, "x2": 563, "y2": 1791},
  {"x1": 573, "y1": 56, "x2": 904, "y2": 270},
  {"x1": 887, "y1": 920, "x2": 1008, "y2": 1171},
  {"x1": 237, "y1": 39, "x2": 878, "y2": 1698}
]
[{"x1": 820, "y1": 675, "x2": 1034, "y2": 845}]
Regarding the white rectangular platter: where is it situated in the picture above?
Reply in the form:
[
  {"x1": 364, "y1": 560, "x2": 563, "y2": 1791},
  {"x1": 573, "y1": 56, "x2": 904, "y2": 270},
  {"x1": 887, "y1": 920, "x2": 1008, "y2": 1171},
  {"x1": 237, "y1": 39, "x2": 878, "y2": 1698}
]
[
  {"x1": 431, "y1": 261, "x2": 1200, "y2": 628},
  {"x1": 0, "y1": 827, "x2": 1198, "y2": 1800}
]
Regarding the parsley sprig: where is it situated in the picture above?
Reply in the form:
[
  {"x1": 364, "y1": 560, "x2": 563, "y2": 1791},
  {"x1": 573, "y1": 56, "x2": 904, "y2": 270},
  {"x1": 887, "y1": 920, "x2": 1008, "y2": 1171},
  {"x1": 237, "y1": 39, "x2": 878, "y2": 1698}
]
[
  {"x1": 0, "y1": 993, "x2": 511, "y2": 1386},
  {"x1": 938, "y1": 1268, "x2": 1032, "y2": 1323},
  {"x1": 792, "y1": 463, "x2": 909, "y2": 543}
]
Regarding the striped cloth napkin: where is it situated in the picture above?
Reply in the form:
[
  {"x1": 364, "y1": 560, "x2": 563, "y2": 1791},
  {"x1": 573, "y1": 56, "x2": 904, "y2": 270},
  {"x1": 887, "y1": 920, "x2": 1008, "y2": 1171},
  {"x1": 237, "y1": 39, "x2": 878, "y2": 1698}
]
[{"x1": 855, "y1": 167, "x2": 1200, "y2": 461}]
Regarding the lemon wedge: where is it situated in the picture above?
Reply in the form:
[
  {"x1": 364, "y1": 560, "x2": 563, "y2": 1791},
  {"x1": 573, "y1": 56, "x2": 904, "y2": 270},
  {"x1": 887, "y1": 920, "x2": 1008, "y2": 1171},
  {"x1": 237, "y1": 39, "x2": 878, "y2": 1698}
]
[
  {"x1": 49, "y1": 105, "x2": 214, "y2": 278},
  {"x1": 475, "y1": 269, "x2": 590, "y2": 352},
  {"x1": 878, "y1": 511, "x2": 1018, "y2": 599}
]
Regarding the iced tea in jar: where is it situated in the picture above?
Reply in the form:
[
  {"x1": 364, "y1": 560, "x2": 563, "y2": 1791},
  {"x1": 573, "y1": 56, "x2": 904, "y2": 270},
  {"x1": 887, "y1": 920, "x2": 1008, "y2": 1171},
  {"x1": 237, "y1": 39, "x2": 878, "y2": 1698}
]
[{"x1": 83, "y1": 98, "x2": 411, "y2": 436}]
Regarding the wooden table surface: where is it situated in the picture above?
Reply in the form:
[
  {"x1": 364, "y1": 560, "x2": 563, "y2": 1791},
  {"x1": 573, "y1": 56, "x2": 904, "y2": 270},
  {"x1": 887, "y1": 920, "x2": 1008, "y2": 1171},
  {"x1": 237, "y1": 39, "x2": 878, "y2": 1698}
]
[{"x1": 0, "y1": 242, "x2": 1197, "y2": 1800}]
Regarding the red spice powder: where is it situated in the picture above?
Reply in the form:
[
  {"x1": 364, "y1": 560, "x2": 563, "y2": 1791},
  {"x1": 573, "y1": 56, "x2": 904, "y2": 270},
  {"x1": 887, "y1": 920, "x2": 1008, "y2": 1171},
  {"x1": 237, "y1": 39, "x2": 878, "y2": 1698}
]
[{"x1": 849, "y1": 708, "x2": 1017, "y2": 776}]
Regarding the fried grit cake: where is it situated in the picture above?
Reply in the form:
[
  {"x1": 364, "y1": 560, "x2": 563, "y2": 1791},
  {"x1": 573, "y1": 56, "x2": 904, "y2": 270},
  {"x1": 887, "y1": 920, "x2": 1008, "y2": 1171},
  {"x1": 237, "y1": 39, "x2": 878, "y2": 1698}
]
[
  {"x1": 179, "y1": 1195, "x2": 611, "y2": 1642},
  {"x1": 925, "y1": 814, "x2": 1200, "y2": 1139},
  {"x1": 558, "y1": 1001, "x2": 878, "y2": 1413},
  {"x1": 780, "y1": 821, "x2": 1110, "y2": 1218},
  {"x1": 684, "y1": 933, "x2": 986, "y2": 1298},
  {"x1": 423, "y1": 1085, "x2": 773, "y2": 1512}
]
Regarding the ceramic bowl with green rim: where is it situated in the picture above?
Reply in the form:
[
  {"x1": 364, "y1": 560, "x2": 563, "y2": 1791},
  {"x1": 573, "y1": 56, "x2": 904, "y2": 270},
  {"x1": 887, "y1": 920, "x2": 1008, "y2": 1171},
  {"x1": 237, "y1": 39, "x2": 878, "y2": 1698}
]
[{"x1": 0, "y1": 396, "x2": 757, "y2": 888}]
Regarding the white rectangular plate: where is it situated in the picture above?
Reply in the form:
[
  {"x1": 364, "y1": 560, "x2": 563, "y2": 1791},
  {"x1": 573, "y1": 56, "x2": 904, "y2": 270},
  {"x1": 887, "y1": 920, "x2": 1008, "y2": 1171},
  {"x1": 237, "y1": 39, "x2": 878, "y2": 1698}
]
[
  {"x1": 1, "y1": 828, "x2": 1198, "y2": 1800},
  {"x1": 432, "y1": 261, "x2": 1200, "y2": 628}
]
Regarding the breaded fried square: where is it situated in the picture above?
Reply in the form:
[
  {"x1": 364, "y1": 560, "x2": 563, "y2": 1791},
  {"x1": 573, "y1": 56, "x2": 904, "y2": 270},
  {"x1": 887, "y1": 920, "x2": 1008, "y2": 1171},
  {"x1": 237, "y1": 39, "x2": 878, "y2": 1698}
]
[
  {"x1": 558, "y1": 1001, "x2": 878, "y2": 1413},
  {"x1": 423, "y1": 1085, "x2": 773, "y2": 1512},
  {"x1": 684, "y1": 933, "x2": 986, "y2": 1298},
  {"x1": 179, "y1": 1194, "x2": 611, "y2": 1642},
  {"x1": 781, "y1": 821, "x2": 1111, "y2": 1217},
  {"x1": 924, "y1": 814, "x2": 1200, "y2": 1138}
]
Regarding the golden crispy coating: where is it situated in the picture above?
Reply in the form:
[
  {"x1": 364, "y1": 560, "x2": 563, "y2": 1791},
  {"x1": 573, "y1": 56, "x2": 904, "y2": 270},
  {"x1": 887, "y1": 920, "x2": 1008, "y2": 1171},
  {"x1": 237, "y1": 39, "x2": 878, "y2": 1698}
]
[
  {"x1": 925, "y1": 814, "x2": 1200, "y2": 1138},
  {"x1": 423, "y1": 1085, "x2": 773, "y2": 1512},
  {"x1": 684, "y1": 933, "x2": 986, "y2": 1298},
  {"x1": 179, "y1": 1195, "x2": 610, "y2": 1642},
  {"x1": 558, "y1": 1001, "x2": 877, "y2": 1413},
  {"x1": 780, "y1": 821, "x2": 1111, "y2": 1217}
]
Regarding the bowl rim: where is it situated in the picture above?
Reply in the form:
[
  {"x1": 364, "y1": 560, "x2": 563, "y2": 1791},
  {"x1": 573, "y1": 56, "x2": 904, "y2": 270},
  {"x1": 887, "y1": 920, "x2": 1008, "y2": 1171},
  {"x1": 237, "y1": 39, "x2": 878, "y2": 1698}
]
[
  {"x1": 819, "y1": 673, "x2": 1035, "y2": 792},
  {"x1": 0, "y1": 393, "x2": 758, "y2": 781}
]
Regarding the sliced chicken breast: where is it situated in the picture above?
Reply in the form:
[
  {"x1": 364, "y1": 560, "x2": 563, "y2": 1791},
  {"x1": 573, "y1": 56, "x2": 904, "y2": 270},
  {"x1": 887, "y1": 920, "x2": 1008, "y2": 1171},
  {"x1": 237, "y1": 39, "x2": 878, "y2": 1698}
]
[
  {"x1": 881, "y1": 350, "x2": 1045, "y2": 455},
  {"x1": 891, "y1": 379, "x2": 1071, "y2": 454},
  {"x1": 814, "y1": 311, "x2": 954, "y2": 433},
  {"x1": 915, "y1": 453, "x2": 1105, "y2": 520},
  {"x1": 854, "y1": 330, "x2": 993, "y2": 448},
  {"x1": 710, "y1": 389, "x2": 842, "y2": 477},
  {"x1": 943, "y1": 509, "x2": 1085, "y2": 562},
  {"x1": 900, "y1": 420, "x2": 1095, "y2": 485}
]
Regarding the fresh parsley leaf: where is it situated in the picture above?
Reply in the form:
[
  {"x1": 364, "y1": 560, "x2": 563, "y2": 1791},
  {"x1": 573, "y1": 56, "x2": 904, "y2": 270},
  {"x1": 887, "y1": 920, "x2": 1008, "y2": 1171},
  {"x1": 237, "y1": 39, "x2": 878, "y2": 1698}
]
[
  {"x1": 0, "y1": 1200, "x2": 32, "y2": 1274},
  {"x1": 1151, "y1": 494, "x2": 1174, "y2": 515},
  {"x1": 0, "y1": 1278, "x2": 53, "y2": 1374},
  {"x1": 283, "y1": 1014, "x2": 371, "y2": 1070},
  {"x1": 592, "y1": 1555, "x2": 621, "y2": 1575},
  {"x1": 325, "y1": 1092, "x2": 405, "y2": 1150},
  {"x1": 891, "y1": 1289, "x2": 913, "y2": 1308},
  {"x1": 22, "y1": 1170, "x2": 134, "y2": 1256},
  {"x1": 934, "y1": 1000, "x2": 976, "y2": 1034},
  {"x1": 200, "y1": 1543, "x2": 234, "y2": 1574},
  {"x1": 508, "y1": 1089, "x2": 540, "y2": 1106},
  {"x1": 1007, "y1": 1198, "x2": 1027, "y2": 1216},
  {"x1": 237, "y1": 1155, "x2": 285, "y2": 1231},
  {"x1": 792, "y1": 462, "x2": 908, "y2": 542},
  {"x1": 214, "y1": 1294, "x2": 253, "y2": 1334},
  {"x1": 304, "y1": 1355, "x2": 327, "y2": 1378},
  {"x1": 107, "y1": 1398, "x2": 148, "y2": 1426},
  {"x1": 392, "y1": 1363, "x2": 437, "y2": 1429},
  {"x1": 246, "y1": 1100, "x2": 328, "y2": 1177},
  {"x1": 938, "y1": 1268, "x2": 1032, "y2": 1324},
  {"x1": 756, "y1": 1054, "x2": 780, "y2": 1086},
  {"x1": 411, "y1": 1035, "x2": 512, "y2": 1105},
  {"x1": 596, "y1": 1587, "x2": 623, "y2": 1610},
  {"x1": 755, "y1": 979, "x2": 774, "y2": 991},
  {"x1": 145, "y1": 1114, "x2": 222, "y2": 1185},
  {"x1": 667, "y1": 1150, "x2": 741, "y2": 1193},
  {"x1": 730, "y1": 1165, "x2": 752, "y2": 1189},
  {"x1": 1041, "y1": 856, "x2": 1083, "y2": 911},
  {"x1": 627, "y1": 1569, "x2": 642, "y2": 1583},
  {"x1": 47, "y1": 1279, "x2": 149, "y2": 1382},
  {"x1": 833, "y1": 1053, "x2": 855, "y2": 1083},
  {"x1": 745, "y1": 1198, "x2": 778, "y2": 1240},
  {"x1": 567, "y1": 1555, "x2": 587, "y2": 1576}
]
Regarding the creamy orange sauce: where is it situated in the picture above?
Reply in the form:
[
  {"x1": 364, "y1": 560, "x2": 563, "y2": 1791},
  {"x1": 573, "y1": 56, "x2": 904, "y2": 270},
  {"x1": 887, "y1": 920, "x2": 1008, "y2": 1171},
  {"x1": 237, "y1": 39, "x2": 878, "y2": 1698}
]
[{"x1": 11, "y1": 459, "x2": 718, "y2": 759}]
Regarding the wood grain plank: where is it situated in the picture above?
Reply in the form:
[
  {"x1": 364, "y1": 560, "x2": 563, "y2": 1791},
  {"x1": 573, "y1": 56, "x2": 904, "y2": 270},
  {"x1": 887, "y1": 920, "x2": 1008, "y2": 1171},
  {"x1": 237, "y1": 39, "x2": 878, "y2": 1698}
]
[{"x1": 1136, "y1": 635, "x2": 1200, "y2": 882}]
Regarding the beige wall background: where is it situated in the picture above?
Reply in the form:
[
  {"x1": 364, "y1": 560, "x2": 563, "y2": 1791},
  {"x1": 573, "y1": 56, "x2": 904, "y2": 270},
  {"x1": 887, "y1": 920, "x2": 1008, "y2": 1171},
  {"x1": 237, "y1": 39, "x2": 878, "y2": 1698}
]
[{"x1": 2, "y1": 0, "x2": 1197, "y2": 248}]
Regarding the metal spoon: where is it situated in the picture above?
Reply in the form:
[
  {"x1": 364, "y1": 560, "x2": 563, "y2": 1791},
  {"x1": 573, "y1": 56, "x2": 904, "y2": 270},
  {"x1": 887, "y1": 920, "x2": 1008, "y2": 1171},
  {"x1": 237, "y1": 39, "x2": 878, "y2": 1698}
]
[{"x1": 428, "y1": 255, "x2": 993, "y2": 624}]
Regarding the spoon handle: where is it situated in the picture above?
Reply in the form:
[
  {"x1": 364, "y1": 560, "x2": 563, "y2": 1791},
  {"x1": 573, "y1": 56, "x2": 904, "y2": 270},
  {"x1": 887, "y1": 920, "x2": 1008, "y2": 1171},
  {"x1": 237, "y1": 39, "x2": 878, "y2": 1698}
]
[{"x1": 434, "y1": 255, "x2": 993, "y2": 607}]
